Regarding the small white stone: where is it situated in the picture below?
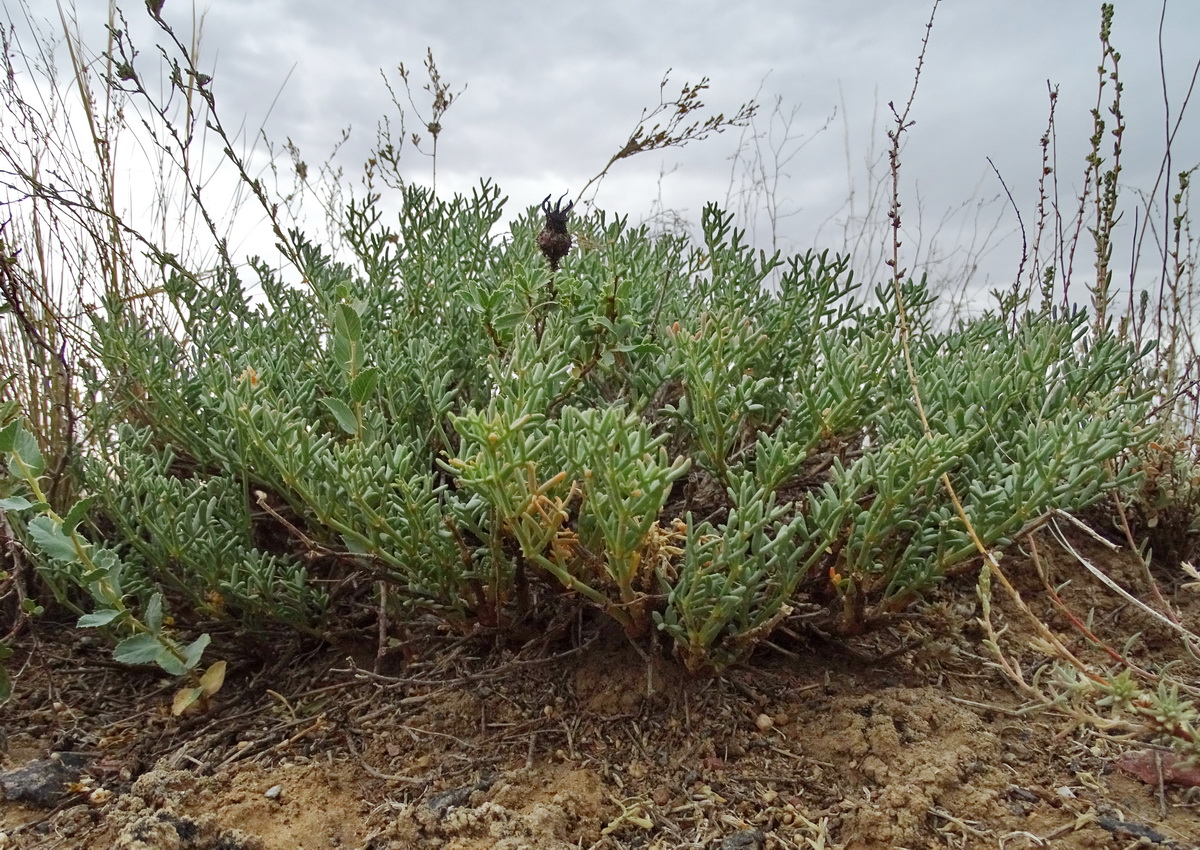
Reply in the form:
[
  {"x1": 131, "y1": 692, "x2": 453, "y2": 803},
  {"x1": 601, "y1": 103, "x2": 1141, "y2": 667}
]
[{"x1": 264, "y1": 784, "x2": 283, "y2": 799}]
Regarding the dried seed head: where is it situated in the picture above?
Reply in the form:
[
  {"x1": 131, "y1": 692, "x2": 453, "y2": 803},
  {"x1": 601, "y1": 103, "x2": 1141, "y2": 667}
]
[{"x1": 538, "y1": 193, "x2": 574, "y2": 271}]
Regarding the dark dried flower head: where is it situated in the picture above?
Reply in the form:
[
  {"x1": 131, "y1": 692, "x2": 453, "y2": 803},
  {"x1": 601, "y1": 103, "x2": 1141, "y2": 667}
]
[{"x1": 538, "y1": 193, "x2": 574, "y2": 271}]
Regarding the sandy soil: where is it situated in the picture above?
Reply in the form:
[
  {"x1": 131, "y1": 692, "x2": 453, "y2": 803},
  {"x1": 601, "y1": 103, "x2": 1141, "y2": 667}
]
[{"x1": 3, "y1": 530, "x2": 1199, "y2": 849}]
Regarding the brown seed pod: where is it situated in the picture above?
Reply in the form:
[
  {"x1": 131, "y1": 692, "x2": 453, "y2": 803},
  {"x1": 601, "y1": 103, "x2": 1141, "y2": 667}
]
[{"x1": 537, "y1": 193, "x2": 574, "y2": 271}]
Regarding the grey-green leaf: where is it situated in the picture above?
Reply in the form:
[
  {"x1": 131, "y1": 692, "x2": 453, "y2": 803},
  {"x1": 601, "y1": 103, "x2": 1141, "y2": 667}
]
[
  {"x1": 113, "y1": 633, "x2": 165, "y2": 666},
  {"x1": 145, "y1": 592, "x2": 164, "y2": 634},
  {"x1": 155, "y1": 649, "x2": 188, "y2": 676},
  {"x1": 182, "y1": 633, "x2": 211, "y2": 670},
  {"x1": 320, "y1": 397, "x2": 359, "y2": 435},
  {"x1": 63, "y1": 496, "x2": 97, "y2": 533},
  {"x1": 350, "y1": 367, "x2": 379, "y2": 405},
  {"x1": 77, "y1": 609, "x2": 122, "y2": 628},
  {"x1": 27, "y1": 516, "x2": 80, "y2": 562},
  {"x1": 0, "y1": 421, "x2": 44, "y2": 478}
]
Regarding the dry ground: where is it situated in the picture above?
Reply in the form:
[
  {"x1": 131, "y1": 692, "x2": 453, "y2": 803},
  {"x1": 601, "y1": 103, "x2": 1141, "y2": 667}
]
[{"x1": 3, "y1": 529, "x2": 1200, "y2": 849}]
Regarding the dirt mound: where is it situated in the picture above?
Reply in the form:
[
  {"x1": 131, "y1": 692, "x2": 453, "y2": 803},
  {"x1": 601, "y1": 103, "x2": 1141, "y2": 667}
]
[{"x1": 3, "y1": 534, "x2": 1199, "y2": 849}]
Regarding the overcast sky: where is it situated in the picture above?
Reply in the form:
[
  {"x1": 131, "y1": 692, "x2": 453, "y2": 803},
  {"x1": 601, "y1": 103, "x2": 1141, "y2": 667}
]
[{"x1": 31, "y1": 1, "x2": 1200, "y2": 299}]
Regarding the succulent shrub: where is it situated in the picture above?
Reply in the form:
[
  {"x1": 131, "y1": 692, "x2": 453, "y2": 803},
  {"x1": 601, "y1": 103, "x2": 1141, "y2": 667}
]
[{"x1": 3, "y1": 183, "x2": 1152, "y2": 673}]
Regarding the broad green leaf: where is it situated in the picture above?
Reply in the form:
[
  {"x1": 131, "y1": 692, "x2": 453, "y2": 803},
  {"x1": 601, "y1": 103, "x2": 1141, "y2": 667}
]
[
  {"x1": 332, "y1": 332, "x2": 353, "y2": 370},
  {"x1": 0, "y1": 496, "x2": 32, "y2": 511},
  {"x1": 0, "y1": 422, "x2": 44, "y2": 479},
  {"x1": 87, "y1": 549, "x2": 123, "y2": 598},
  {"x1": 350, "y1": 367, "x2": 379, "y2": 405},
  {"x1": 14, "y1": 427, "x2": 44, "y2": 477},
  {"x1": 0, "y1": 420, "x2": 20, "y2": 453},
  {"x1": 113, "y1": 633, "x2": 165, "y2": 665},
  {"x1": 27, "y1": 516, "x2": 80, "y2": 562},
  {"x1": 77, "y1": 608, "x2": 122, "y2": 628},
  {"x1": 63, "y1": 496, "x2": 97, "y2": 533},
  {"x1": 156, "y1": 649, "x2": 188, "y2": 677},
  {"x1": 182, "y1": 633, "x2": 211, "y2": 670},
  {"x1": 335, "y1": 302, "x2": 361, "y2": 341},
  {"x1": 145, "y1": 592, "x2": 164, "y2": 633},
  {"x1": 320, "y1": 397, "x2": 358, "y2": 435}
]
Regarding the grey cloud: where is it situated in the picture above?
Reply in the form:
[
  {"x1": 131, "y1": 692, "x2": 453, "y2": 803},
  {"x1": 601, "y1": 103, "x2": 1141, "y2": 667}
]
[{"x1": 25, "y1": 0, "x2": 1200, "y2": 289}]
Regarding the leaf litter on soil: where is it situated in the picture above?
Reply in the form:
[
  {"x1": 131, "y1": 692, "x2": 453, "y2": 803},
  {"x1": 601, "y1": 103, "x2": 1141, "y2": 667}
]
[{"x1": 2, "y1": 529, "x2": 1200, "y2": 849}]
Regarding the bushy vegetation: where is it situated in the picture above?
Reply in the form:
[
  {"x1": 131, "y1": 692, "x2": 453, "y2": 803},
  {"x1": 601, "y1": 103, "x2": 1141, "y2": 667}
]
[
  {"x1": 1, "y1": 178, "x2": 1153, "y2": 677},
  {"x1": 0, "y1": 0, "x2": 1196, "y2": 767}
]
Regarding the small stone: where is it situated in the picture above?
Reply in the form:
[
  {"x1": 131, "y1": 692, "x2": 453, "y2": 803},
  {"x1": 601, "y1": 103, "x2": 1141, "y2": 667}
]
[
  {"x1": 264, "y1": 784, "x2": 283, "y2": 799},
  {"x1": 0, "y1": 753, "x2": 89, "y2": 808},
  {"x1": 426, "y1": 784, "x2": 472, "y2": 817},
  {"x1": 720, "y1": 828, "x2": 765, "y2": 850},
  {"x1": 425, "y1": 775, "x2": 494, "y2": 818}
]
